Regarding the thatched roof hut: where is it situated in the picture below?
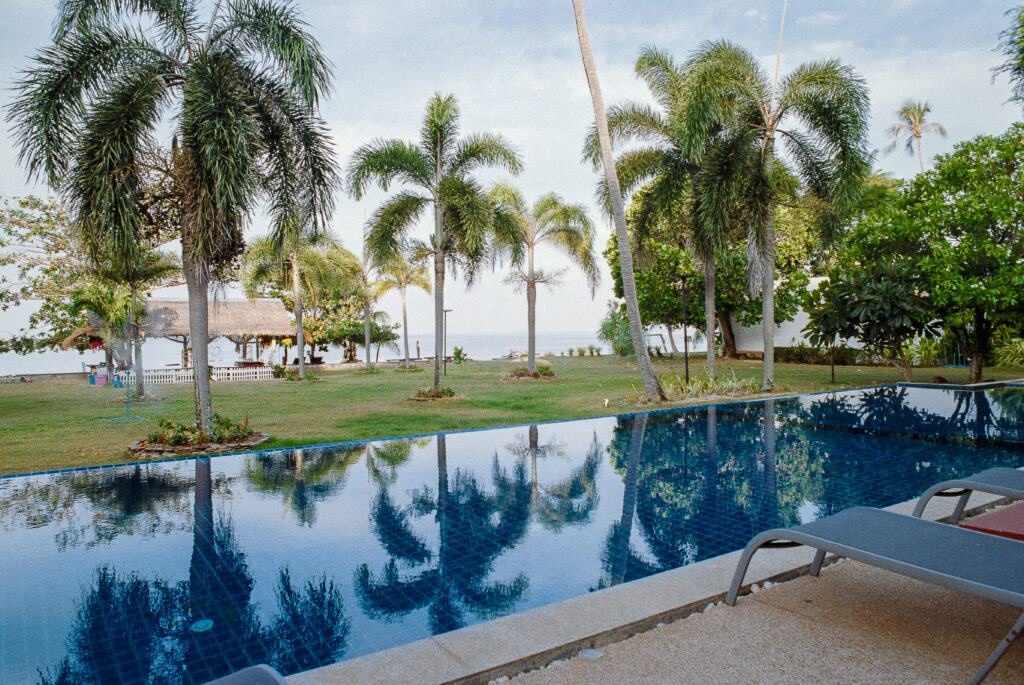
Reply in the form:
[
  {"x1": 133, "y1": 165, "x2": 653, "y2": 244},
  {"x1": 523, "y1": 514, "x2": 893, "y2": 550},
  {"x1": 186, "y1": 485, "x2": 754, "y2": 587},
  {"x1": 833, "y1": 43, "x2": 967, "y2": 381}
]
[
  {"x1": 65, "y1": 298, "x2": 310, "y2": 347},
  {"x1": 141, "y1": 298, "x2": 305, "y2": 340}
]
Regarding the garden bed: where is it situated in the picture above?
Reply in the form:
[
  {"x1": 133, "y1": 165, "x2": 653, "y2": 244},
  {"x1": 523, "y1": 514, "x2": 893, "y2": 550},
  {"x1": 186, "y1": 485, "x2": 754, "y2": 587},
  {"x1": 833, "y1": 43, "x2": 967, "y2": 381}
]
[{"x1": 128, "y1": 433, "x2": 269, "y2": 457}]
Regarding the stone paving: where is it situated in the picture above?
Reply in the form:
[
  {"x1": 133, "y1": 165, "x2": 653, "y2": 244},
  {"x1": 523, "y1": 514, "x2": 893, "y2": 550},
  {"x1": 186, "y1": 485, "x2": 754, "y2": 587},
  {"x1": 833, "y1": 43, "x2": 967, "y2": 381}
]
[{"x1": 506, "y1": 559, "x2": 1023, "y2": 684}]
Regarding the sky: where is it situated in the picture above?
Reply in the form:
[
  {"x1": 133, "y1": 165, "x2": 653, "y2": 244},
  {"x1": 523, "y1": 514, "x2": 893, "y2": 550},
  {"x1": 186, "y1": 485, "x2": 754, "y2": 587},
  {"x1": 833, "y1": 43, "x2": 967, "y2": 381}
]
[{"x1": 0, "y1": 0, "x2": 1021, "y2": 341}]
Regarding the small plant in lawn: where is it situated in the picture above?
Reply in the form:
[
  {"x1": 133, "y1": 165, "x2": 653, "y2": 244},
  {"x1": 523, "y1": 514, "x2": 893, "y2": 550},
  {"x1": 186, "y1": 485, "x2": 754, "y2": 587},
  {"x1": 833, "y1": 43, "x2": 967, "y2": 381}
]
[
  {"x1": 576, "y1": 347, "x2": 587, "y2": 357},
  {"x1": 661, "y1": 371, "x2": 760, "y2": 400},
  {"x1": 508, "y1": 366, "x2": 555, "y2": 379},
  {"x1": 452, "y1": 346, "x2": 469, "y2": 364},
  {"x1": 587, "y1": 345, "x2": 595, "y2": 356},
  {"x1": 415, "y1": 386, "x2": 456, "y2": 398},
  {"x1": 147, "y1": 414, "x2": 254, "y2": 446}
]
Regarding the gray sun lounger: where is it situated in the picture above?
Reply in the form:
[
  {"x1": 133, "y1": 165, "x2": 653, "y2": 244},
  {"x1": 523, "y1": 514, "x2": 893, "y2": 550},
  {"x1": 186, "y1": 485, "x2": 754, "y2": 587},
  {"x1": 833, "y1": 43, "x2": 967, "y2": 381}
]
[
  {"x1": 913, "y1": 467, "x2": 1024, "y2": 523},
  {"x1": 205, "y1": 664, "x2": 288, "y2": 685},
  {"x1": 726, "y1": 507, "x2": 1024, "y2": 684}
]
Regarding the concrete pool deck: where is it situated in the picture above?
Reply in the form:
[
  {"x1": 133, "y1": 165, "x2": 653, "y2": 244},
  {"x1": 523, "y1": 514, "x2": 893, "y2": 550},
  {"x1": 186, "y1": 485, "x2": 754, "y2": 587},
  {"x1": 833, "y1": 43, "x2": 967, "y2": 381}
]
[{"x1": 288, "y1": 486, "x2": 1021, "y2": 685}]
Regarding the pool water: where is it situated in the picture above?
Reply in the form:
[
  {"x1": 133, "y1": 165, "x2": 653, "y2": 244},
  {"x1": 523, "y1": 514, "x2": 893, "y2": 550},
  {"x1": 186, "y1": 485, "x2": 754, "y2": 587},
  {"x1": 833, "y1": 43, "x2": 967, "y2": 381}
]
[{"x1": 2, "y1": 385, "x2": 1022, "y2": 683}]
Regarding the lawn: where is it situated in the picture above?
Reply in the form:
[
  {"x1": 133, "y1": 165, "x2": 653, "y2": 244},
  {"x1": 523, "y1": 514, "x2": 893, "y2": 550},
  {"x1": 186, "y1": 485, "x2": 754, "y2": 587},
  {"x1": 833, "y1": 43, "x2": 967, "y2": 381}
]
[{"x1": 1, "y1": 356, "x2": 1020, "y2": 475}]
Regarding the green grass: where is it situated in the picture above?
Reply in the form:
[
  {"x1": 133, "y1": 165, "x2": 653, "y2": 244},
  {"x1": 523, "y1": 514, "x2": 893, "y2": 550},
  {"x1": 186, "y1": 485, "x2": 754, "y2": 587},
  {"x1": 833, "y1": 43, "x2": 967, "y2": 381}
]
[{"x1": 1, "y1": 356, "x2": 1020, "y2": 475}]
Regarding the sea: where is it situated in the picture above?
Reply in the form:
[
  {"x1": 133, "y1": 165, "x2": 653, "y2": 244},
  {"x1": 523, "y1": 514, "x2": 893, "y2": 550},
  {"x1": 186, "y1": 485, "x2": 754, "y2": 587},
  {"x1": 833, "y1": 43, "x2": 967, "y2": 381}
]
[{"x1": 0, "y1": 331, "x2": 630, "y2": 375}]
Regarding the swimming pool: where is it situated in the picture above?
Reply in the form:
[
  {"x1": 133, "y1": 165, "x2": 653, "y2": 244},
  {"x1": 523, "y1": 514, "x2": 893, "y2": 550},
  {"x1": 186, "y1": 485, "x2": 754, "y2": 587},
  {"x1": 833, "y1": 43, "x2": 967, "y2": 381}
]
[{"x1": 2, "y1": 384, "x2": 1022, "y2": 683}]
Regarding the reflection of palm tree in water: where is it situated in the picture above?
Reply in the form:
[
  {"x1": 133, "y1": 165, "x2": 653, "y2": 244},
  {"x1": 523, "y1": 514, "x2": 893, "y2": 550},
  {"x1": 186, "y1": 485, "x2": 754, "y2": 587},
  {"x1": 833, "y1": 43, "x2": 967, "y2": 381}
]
[
  {"x1": 356, "y1": 434, "x2": 532, "y2": 634},
  {"x1": 606, "y1": 414, "x2": 647, "y2": 586},
  {"x1": 244, "y1": 446, "x2": 361, "y2": 526},
  {"x1": 40, "y1": 457, "x2": 351, "y2": 683},
  {"x1": 505, "y1": 425, "x2": 602, "y2": 531}
]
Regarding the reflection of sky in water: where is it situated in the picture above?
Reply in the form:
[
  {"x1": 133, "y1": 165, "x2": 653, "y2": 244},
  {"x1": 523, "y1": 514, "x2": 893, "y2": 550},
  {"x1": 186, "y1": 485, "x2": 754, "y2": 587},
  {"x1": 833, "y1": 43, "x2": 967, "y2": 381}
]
[{"x1": 1, "y1": 386, "x2": 1023, "y2": 683}]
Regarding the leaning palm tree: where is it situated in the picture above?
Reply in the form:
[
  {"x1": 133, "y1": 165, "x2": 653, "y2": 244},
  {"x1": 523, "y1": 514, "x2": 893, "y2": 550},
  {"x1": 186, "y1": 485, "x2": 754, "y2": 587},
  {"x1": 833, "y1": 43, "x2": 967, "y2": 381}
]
[
  {"x1": 489, "y1": 184, "x2": 598, "y2": 373},
  {"x1": 884, "y1": 101, "x2": 948, "y2": 174},
  {"x1": 347, "y1": 93, "x2": 523, "y2": 394},
  {"x1": 570, "y1": 0, "x2": 664, "y2": 401},
  {"x1": 242, "y1": 231, "x2": 341, "y2": 377},
  {"x1": 9, "y1": 0, "x2": 339, "y2": 433},
  {"x1": 681, "y1": 41, "x2": 870, "y2": 390},
  {"x1": 375, "y1": 254, "x2": 431, "y2": 369},
  {"x1": 584, "y1": 46, "x2": 727, "y2": 376}
]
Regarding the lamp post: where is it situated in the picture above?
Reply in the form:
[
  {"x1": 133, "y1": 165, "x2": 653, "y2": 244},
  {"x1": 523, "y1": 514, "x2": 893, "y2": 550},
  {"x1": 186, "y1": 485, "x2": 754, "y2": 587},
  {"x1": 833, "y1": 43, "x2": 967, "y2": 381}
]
[{"x1": 443, "y1": 309, "x2": 453, "y2": 376}]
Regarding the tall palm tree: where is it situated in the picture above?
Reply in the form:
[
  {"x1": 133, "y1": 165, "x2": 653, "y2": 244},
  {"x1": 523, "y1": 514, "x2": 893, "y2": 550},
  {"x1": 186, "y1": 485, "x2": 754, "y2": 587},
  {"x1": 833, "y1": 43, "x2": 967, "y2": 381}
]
[
  {"x1": 570, "y1": 0, "x2": 664, "y2": 401},
  {"x1": 375, "y1": 253, "x2": 431, "y2": 369},
  {"x1": 489, "y1": 184, "x2": 598, "y2": 373},
  {"x1": 583, "y1": 46, "x2": 726, "y2": 376},
  {"x1": 348, "y1": 93, "x2": 522, "y2": 393},
  {"x1": 242, "y1": 232, "x2": 344, "y2": 376},
  {"x1": 884, "y1": 101, "x2": 948, "y2": 174},
  {"x1": 681, "y1": 41, "x2": 870, "y2": 390},
  {"x1": 9, "y1": 0, "x2": 339, "y2": 433}
]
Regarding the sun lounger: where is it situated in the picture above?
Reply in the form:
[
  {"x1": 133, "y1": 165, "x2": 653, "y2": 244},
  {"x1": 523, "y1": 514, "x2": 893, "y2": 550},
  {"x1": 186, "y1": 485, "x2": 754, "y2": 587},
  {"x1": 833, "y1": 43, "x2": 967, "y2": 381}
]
[
  {"x1": 912, "y1": 467, "x2": 1024, "y2": 523},
  {"x1": 726, "y1": 507, "x2": 1024, "y2": 684},
  {"x1": 205, "y1": 664, "x2": 288, "y2": 685}
]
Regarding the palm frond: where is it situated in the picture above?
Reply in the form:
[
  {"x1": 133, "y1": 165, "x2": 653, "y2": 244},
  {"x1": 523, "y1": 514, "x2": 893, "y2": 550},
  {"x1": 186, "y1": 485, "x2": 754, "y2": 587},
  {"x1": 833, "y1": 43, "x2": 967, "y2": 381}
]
[
  {"x1": 7, "y1": 25, "x2": 178, "y2": 183},
  {"x1": 366, "y1": 191, "x2": 430, "y2": 262},
  {"x1": 582, "y1": 102, "x2": 672, "y2": 167},
  {"x1": 213, "y1": 0, "x2": 332, "y2": 109},
  {"x1": 346, "y1": 139, "x2": 431, "y2": 198},
  {"x1": 449, "y1": 132, "x2": 522, "y2": 178},
  {"x1": 635, "y1": 45, "x2": 686, "y2": 112},
  {"x1": 420, "y1": 92, "x2": 459, "y2": 168}
]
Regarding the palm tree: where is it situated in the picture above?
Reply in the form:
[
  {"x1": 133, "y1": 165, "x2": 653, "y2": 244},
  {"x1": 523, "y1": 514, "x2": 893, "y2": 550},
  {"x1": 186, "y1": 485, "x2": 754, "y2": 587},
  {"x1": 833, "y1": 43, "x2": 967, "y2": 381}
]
[
  {"x1": 64, "y1": 279, "x2": 138, "y2": 376},
  {"x1": 375, "y1": 254, "x2": 431, "y2": 369},
  {"x1": 334, "y1": 244, "x2": 385, "y2": 370},
  {"x1": 884, "y1": 101, "x2": 948, "y2": 174},
  {"x1": 681, "y1": 41, "x2": 870, "y2": 390},
  {"x1": 94, "y1": 249, "x2": 179, "y2": 397},
  {"x1": 242, "y1": 232, "x2": 345, "y2": 376},
  {"x1": 570, "y1": 0, "x2": 664, "y2": 401},
  {"x1": 347, "y1": 93, "x2": 522, "y2": 394},
  {"x1": 583, "y1": 46, "x2": 726, "y2": 376},
  {"x1": 489, "y1": 184, "x2": 598, "y2": 373},
  {"x1": 9, "y1": 0, "x2": 339, "y2": 433},
  {"x1": 995, "y1": 5, "x2": 1024, "y2": 109}
]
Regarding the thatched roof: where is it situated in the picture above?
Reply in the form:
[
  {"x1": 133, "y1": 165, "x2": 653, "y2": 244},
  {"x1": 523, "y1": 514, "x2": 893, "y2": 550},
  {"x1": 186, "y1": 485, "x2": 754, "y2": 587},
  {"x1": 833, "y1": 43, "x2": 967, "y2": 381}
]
[
  {"x1": 70, "y1": 298, "x2": 310, "y2": 344},
  {"x1": 142, "y1": 299, "x2": 299, "y2": 338}
]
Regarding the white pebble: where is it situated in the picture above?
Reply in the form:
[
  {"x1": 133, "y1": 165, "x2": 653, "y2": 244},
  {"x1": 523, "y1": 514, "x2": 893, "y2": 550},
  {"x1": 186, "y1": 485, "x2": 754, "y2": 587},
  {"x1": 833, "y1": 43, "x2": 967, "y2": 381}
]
[
  {"x1": 547, "y1": 659, "x2": 565, "y2": 668},
  {"x1": 579, "y1": 649, "x2": 604, "y2": 660},
  {"x1": 705, "y1": 602, "x2": 715, "y2": 612},
  {"x1": 751, "y1": 583, "x2": 760, "y2": 593}
]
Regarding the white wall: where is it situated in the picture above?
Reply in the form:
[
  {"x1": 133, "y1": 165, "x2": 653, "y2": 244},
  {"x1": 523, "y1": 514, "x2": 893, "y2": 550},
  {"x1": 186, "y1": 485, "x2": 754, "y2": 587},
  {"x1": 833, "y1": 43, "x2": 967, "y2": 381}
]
[{"x1": 729, "y1": 277, "x2": 862, "y2": 352}]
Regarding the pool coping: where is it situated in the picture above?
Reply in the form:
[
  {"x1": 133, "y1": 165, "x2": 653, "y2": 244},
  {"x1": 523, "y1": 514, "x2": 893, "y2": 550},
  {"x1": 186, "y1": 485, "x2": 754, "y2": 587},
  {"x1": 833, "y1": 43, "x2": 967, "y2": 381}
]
[
  {"x1": 10, "y1": 378, "x2": 1023, "y2": 481},
  {"x1": 287, "y1": 487, "x2": 1014, "y2": 685}
]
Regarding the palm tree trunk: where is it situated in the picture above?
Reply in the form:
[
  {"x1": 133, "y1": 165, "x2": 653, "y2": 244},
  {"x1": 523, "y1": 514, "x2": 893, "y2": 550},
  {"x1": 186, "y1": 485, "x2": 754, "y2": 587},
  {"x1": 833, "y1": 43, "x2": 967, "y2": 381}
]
[
  {"x1": 184, "y1": 254, "x2": 213, "y2": 434},
  {"x1": 571, "y1": 0, "x2": 663, "y2": 401},
  {"x1": 761, "y1": 213, "x2": 776, "y2": 392},
  {"x1": 917, "y1": 135, "x2": 925, "y2": 175},
  {"x1": 363, "y1": 300, "x2": 373, "y2": 371},
  {"x1": 131, "y1": 291, "x2": 145, "y2": 398},
  {"x1": 432, "y1": 244, "x2": 445, "y2": 394},
  {"x1": 610, "y1": 413, "x2": 646, "y2": 586},
  {"x1": 703, "y1": 261, "x2": 716, "y2": 376},
  {"x1": 293, "y1": 253, "x2": 305, "y2": 378},
  {"x1": 104, "y1": 345, "x2": 114, "y2": 383},
  {"x1": 527, "y1": 247, "x2": 537, "y2": 373},
  {"x1": 401, "y1": 284, "x2": 413, "y2": 368}
]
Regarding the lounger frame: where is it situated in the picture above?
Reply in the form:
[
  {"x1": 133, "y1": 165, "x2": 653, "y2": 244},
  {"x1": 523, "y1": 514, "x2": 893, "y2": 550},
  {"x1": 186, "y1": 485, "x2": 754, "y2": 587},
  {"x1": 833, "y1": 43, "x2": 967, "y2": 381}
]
[{"x1": 726, "y1": 507, "x2": 1024, "y2": 685}]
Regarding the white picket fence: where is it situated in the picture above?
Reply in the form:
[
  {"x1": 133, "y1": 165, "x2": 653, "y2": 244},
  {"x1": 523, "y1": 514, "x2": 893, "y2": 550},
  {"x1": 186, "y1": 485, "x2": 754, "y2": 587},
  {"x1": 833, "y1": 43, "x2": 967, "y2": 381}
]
[{"x1": 115, "y1": 366, "x2": 274, "y2": 385}]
